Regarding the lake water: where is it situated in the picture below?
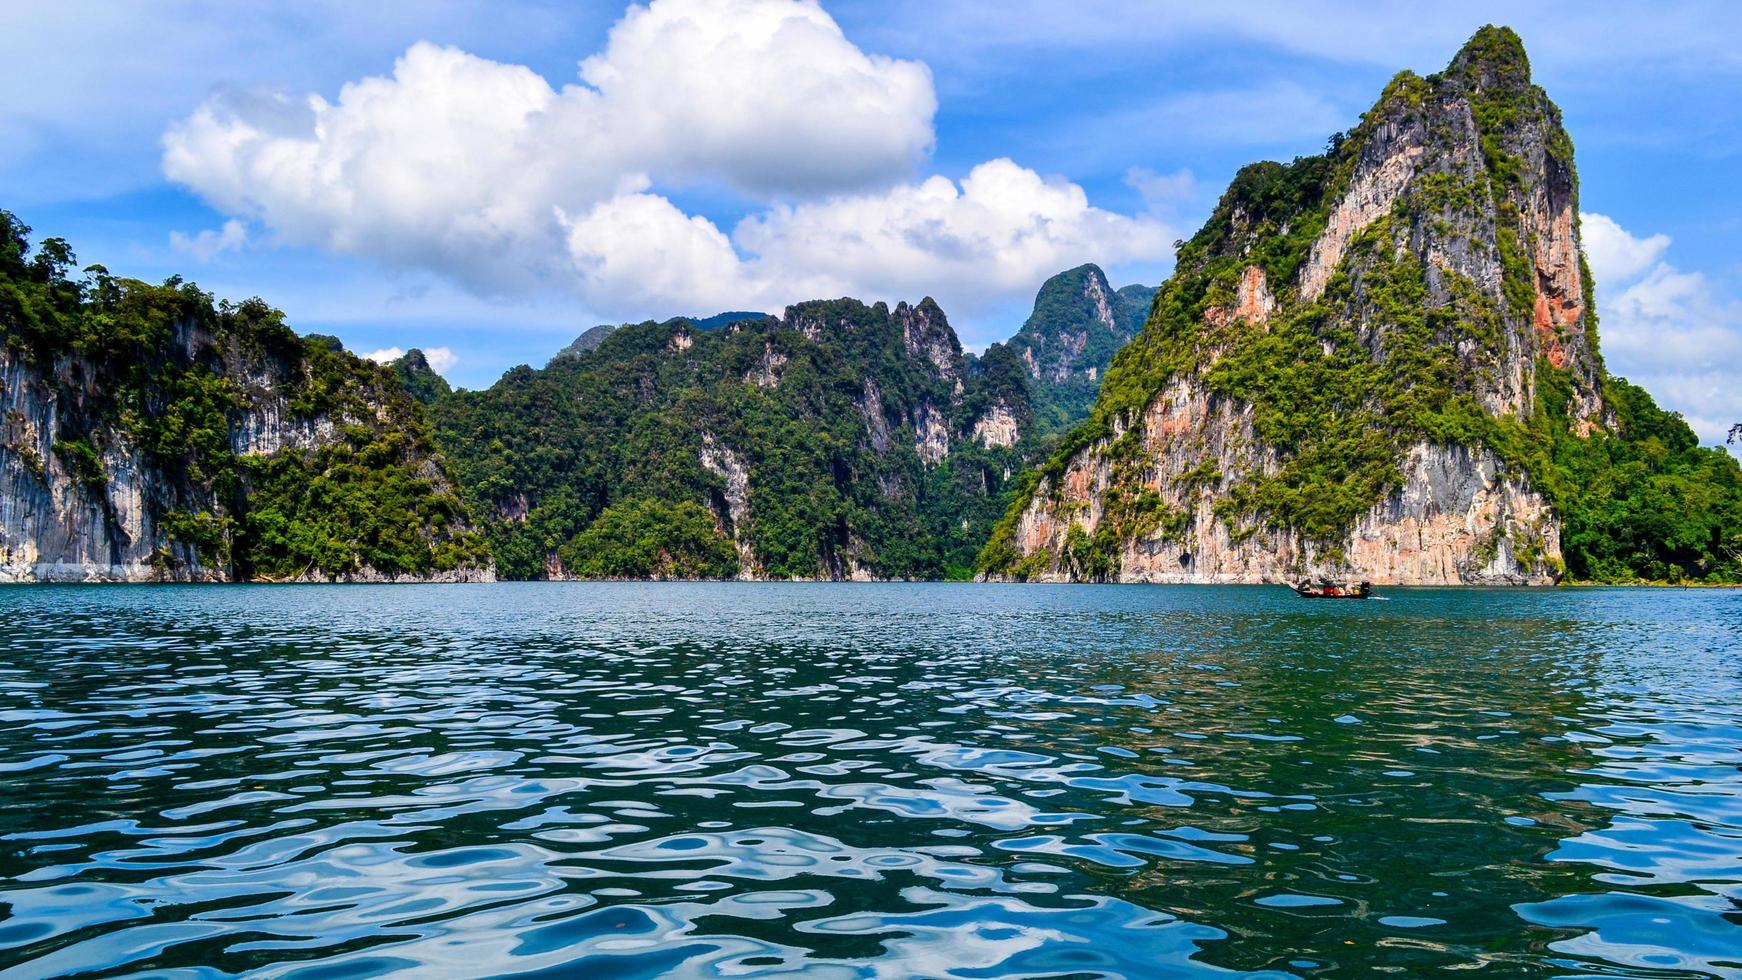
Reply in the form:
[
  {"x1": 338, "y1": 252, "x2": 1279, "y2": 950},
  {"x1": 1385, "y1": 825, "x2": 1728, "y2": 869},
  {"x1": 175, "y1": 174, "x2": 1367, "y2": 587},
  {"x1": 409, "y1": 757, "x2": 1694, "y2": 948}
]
[{"x1": 1, "y1": 583, "x2": 1739, "y2": 978}]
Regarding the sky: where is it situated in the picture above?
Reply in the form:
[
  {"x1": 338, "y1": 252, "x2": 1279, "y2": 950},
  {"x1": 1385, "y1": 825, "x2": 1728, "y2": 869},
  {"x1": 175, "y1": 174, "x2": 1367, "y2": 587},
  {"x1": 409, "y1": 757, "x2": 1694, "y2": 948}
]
[{"x1": 2, "y1": 1, "x2": 1738, "y2": 445}]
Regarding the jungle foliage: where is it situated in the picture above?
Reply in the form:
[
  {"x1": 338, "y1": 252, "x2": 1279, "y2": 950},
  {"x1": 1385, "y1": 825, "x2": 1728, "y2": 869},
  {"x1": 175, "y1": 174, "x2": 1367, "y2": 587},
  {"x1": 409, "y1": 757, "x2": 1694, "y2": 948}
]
[
  {"x1": 0, "y1": 209, "x2": 488, "y2": 579},
  {"x1": 430, "y1": 299, "x2": 1046, "y2": 581}
]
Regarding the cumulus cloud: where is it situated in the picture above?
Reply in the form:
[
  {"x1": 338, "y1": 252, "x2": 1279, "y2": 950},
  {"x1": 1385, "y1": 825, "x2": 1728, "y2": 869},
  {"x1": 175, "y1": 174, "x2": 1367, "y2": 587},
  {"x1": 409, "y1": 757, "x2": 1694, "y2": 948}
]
[
  {"x1": 363, "y1": 345, "x2": 458, "y2": 375},
  {"x1": 733, "y1": 159, "x2": 1175, "y2": 313},
  {"x1": 163, "y1": 0, "x2": 936, "y2": 296},
  {"x1": 1581, "y1": 212, "x2": 1742, "y2": 446},
  {"x1": 560, "y1": 193, "x2": 752, "y2": 315},
  {"x1": 168, "y1": 218, "x2": 247, "y2": 260},
  {"x1": 572, "y1": 0, "x2": 934, "y2": 194},
  {"x1": 161, "y1": 0, "x2": 1168, "y2": 326},
  {"x1": 1582, "y1": 212, "x2": 1671, "y2": 283},
  {"x1": 552, "y1": 159, "x2": 1175, "y2": 319}
]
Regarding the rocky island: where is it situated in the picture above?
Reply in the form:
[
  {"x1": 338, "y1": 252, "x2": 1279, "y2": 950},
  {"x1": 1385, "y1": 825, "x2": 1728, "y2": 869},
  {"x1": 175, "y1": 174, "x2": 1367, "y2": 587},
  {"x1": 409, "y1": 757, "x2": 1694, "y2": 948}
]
[{"x1": 977, "y1": 27, "x2": 1741, "y2": 585}]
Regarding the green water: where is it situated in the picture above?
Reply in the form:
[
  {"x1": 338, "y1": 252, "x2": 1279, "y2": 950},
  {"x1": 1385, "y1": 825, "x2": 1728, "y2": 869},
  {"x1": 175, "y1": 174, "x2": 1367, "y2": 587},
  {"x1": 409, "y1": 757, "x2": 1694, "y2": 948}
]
[{"x1": 0, "y1": 584, "x2": 1738, "y2": 977}]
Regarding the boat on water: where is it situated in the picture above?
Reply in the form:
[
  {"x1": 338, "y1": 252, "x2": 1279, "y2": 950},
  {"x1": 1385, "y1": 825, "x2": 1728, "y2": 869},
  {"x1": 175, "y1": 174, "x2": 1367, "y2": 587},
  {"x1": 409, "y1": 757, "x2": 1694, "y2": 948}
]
[{"x1": 1291, "y1": 580, "x2": 1373, "y2": 599}]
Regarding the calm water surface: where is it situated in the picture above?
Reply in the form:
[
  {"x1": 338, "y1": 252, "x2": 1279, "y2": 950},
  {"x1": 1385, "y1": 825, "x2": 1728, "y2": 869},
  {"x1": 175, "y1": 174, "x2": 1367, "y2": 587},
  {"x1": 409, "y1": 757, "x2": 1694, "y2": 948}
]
[{"x1": 1, "y1": 584, "x2": 1739, "y2": 978}]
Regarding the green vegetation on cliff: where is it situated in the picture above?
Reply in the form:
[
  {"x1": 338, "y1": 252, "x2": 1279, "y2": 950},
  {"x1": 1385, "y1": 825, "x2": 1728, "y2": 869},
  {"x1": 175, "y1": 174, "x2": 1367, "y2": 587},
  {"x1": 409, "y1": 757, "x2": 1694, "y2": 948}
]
[
  {"x1": 559, "y1": 498, "x2": 740, "y2": 580},
  {"x1": 981, "y1": 26, "x2": 1742, "y2": 583},
  {"x1": 391, "y1": 348, "x2": 454, "y2": 405},
  {"x1": 1005, "y1": 265, "x2": 1153, "y2": 436},
  {"x1": 430, "y1": 300, "x2": 1039, "y2": 581},
  {"x1": 0, "y1": 209, "x2": 488, "y2": 580}
]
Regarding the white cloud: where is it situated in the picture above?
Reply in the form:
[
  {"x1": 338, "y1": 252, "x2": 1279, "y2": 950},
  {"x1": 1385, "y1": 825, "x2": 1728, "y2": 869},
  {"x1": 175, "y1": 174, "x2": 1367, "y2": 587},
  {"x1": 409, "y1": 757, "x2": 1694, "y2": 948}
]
[
  {"x1": 573, "y1": 0, "x2": 934, "y2": 194},
  {"x1": 363, "y1": 345, "x2": 459, "y2": 376},
  {"x1": 1581, "y1": 212, "x2": 1671, "y2": 283},
  {"x1": 733, "y1": 158, "x2": 1176, "y2": 315},
  {"x1": 551, "y1": 159, "x2": 1174, "y2": 321},
  {"x1": 560, "y1": 193, "x2": 753, "y2": 315},
  {"x1": 422, "y1": 347, "x2": 459, "y2": 375},
  {"x1": 162, "y1": 0, "x2": 936, "y2": 296},
  {"x1": 160, "y1": 0, "x2": 1169, "y2": 328},
  {"x1": 168, "y1": 218, "x2": 247, "y2": 261},
  {"x1": 1581, "y1": 211, "x2": 1742, "y2": 447}
]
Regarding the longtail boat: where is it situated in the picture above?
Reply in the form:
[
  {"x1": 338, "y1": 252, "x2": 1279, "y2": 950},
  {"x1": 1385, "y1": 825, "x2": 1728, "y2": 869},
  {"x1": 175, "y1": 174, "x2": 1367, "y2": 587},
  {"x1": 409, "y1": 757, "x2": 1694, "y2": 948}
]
[{"x1": 1291, "y1": 580, "x2": 1373, "y2": 599}]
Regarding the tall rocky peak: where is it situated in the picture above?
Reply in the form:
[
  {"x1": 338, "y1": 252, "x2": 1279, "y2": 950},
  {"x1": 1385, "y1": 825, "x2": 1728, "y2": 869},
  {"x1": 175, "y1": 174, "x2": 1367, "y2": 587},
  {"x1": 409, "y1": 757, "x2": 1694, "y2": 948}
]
[
  {"x1": 1197, "y1": 23, "x2": 1600, "y2": 426},
  {"x1": 979, "y1": 27, "x2": 1623, "y2": 586},
  {"x1": 894, "y1": 297, "x2": 962, "y2": 383},
  {"x1": 1007, "y1": 263, "x2": 1154, "y2": 434}
]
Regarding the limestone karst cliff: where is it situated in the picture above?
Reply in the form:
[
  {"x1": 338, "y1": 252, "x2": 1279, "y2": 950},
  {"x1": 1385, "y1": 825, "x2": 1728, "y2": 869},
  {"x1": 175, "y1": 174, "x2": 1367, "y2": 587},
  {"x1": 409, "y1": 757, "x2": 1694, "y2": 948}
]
[
  {"x1": 0, "y1": 214, "x2": 490, "y2": 582},
  {"x1": 979, "y1": 26, "x2": 1742, "y2": 585}
]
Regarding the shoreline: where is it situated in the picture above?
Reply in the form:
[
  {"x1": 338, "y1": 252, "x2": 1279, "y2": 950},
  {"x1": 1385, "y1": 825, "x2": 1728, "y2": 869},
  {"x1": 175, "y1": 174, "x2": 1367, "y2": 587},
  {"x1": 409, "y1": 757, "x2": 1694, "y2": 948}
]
[{"x1": 3, "y1": 577, "x2": 1735, "y2": 589}]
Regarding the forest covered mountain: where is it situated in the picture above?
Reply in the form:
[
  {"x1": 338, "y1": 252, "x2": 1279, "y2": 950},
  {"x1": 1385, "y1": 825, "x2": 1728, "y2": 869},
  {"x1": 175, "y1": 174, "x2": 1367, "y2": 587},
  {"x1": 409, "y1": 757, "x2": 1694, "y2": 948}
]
[
  {"x1": 428, "y1": 299, "x2": 1055, "y2": 580},
  {"x1": 0, "y1": 212, "x2": 490, "y2": 582},
  {"x1": 978, "y1": 26, "x2": 1742, "y2": 585},
  {"x1": 418, "y1": 264, "x2": 1163, "y2": 581},
  {"x1": 546, "y1": 311, "x2": 769, "y2": 366},
  {"x1": 0, "y1": 206, "x2": 1143, "y2": 583}
]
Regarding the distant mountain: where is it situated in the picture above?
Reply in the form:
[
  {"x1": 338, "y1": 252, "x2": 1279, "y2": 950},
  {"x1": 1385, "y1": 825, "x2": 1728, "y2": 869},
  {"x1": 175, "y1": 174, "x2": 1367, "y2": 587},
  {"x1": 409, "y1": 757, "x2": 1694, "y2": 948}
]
[
  {"x1": 390, "y1": 348, "x2": 453, "y2": 405},
  {"x1": 549, "y1": 324, "x2": 619, "y2": 365},
  {"x1": 548, "y1": 311, "x2": 770, "y2": 367},
  {"x1": 431, "y1": 299, "x2": 1040, "y2": 580},
  {"x1": 1003, "y1": 264, "x2": 1153, "y2": 435},
  {"x1": 689, "y1": 310, "x2": 769, "y2": 332}
]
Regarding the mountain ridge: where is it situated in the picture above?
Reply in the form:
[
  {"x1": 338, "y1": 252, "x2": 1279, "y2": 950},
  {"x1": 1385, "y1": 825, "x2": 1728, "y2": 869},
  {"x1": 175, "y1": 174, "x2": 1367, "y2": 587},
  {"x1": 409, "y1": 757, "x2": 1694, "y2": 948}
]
[
  {"x1": 429, "y1": 296, "x2": 1041, "y2": 580},
  {"x1": 1001, "y1": 264, "x2": 1154, "y2": 437}
]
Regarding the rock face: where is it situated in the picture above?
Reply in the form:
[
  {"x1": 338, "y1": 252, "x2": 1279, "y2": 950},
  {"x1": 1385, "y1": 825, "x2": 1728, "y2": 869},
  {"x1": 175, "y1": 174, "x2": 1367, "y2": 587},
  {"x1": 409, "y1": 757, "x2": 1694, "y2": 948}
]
[
  {"x1": 0, "y1": 248, "x2": 490, "y2": 583},
  {"x1": 699, "y1": 434, "x2": 760, "y2": 579},
  {"x1": 982, "y1": 27, "x2": 1599, "y2": 586},
  {"x1": 1004, "y1": 264, "x2": 1154, "y2": 435},
  {"x1": 971, "y1": 403, "x2": 1021, "y2": 449}
]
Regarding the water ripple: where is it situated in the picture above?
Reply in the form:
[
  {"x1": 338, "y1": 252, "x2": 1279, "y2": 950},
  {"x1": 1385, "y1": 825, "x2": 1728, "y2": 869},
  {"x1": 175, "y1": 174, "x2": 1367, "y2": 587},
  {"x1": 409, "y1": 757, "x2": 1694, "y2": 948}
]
[{"x1": 0, "y1": 582, "x2": 1738, "y2": 977}]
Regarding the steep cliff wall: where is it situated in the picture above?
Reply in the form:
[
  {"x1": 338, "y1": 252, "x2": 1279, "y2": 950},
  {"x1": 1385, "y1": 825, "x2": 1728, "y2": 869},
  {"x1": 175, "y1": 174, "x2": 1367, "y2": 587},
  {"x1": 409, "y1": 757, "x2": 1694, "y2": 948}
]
[
  {"x1": 0, "y1": 221, "x2": 490, "y2": 583},
  {"x1": 980, "y1": 27, "x2": 1616, "y2": 586}
]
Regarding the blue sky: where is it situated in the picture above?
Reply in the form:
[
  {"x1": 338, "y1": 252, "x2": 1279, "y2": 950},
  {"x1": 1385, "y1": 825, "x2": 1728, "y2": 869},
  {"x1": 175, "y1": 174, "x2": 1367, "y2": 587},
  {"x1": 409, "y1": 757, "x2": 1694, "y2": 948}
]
[{"x1": 2, "y1": 1, "x2": 1738, "y2": 443}]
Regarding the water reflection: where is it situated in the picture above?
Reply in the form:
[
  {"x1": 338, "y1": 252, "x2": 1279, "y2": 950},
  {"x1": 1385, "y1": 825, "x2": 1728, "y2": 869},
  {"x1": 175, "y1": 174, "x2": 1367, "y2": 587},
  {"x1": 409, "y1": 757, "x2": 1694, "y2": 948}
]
[{"x1": 0, "y1": 583, "x2": 1737, "y2": 977}]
